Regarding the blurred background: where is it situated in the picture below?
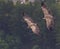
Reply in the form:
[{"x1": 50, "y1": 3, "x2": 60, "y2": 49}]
[{"x1": 0, "y1": 0, "x2": 60, "y2": 49}]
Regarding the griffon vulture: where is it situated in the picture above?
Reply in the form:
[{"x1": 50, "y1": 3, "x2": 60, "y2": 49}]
[
  {"x1": 23, "y1": 13, "x2": 40, "y2": 35},
  {"x1": 41, "y1": 1, "x2": 54, "y2": 30}
]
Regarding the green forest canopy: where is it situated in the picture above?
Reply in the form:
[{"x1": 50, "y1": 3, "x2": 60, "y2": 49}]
[{"x1": 0, "y1": 0, "x2": 60, "y2": 49}]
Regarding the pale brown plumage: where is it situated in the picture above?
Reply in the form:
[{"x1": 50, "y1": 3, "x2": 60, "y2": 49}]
[
  {"x1": 41, "y1": 2, "x2": 54, "y2": 30},
  {"x1": 23, "y1": 14, "x2": 40, "y2": 35}
]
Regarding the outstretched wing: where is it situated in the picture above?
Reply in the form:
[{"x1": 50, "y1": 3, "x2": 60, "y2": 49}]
[
  {"x1": 23, "y1": 14, "x2": 40, "y2": 35},
  {"x1": 41, "y1": 2, "x2": 54, "y2": 30}
]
